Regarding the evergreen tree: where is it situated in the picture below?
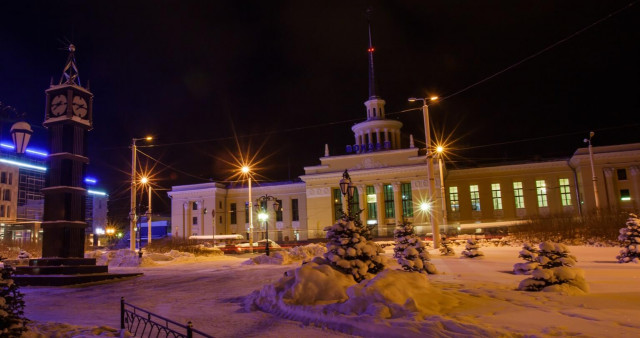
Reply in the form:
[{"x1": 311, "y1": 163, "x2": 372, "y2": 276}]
[
  {"x1": 439, "y1": 236, "x2": 455, "y2": 256},
  {"x1": 393, "y1": 222, "x2": 437, "y2": 274},
  {"x1": 518, "y1": 241, "x2": 587, "y2": 293},
  {"x1": 461, "y1": 238, "x2": 484, "y2": 258},
  {"x1": 616, "y1": 213, "x2": 640, "y2": 263},
  {"x1": 0, "y1": 261, "x2": 28, "y2": 336},
  {"x1": 324, "y1": 210, "x2": 385, "y2": 282},
  {"x1": 513, "y1": 243, "x2": 539, "y2": 275}
]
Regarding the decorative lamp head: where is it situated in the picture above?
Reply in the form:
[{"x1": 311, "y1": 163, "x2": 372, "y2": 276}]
[
  {"x1": 339, "y1": 169, "x2": 351, "y2": 196},
  {"x1": 10, "y1": 121, "x2": 33, "y2": 154}
]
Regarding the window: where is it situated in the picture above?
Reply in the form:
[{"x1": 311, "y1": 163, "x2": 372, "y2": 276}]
[
  {"x1": 4, "y1": 207, "x2": 7, "y2": 219},
  {"x1": 219, "y1": 201, "x2": 222, "y2": 209},
  {"x1": 276, "y1": 199, "x2": 283, "y2": 222},
  {"x1": 0, "y1": 172, "x2": 5, "y2": 184},
  {"x1": 8, "y1": 173, "x2": 12, "y2": 185},
  {"x1": 617, "y1": 169, "x2": 627, "y2": 181},
  {"x1": 449, "y1": 187, "x2": 459, "y2": 212},
  {"x1": 2, "y1": 189, "x2": 10, "y2": 202},
  {"x1": 230, "y1": 203, "x2": 237, "y2": 224},
  {"x1": 491, "y1": 183, "x2": 502, "y2": 210},
  {"x1": 366, "y1": 186, "x2": 377, "y2": 221},
  {"x1": 0, "y1": 205, "x2": 4, "y2": 218},
  {"x1": 620, "y1": 189, "x2": 631, "y2": 201},
  {"x1": 536, "y1": 180, "x2": 548, "y2": 207},
  {"x1": 192, "y1": 216, "x2": 198, "y2": 225},
  {"x1": 513, "y1": 182, "x2": 525, "y2": 209},
  {"x1": 291, "y1": 199, "x2": 299, "y2": 221},
  {"x1": 244, "y1": 203, "x2": 249, "y2": 223},
  {"x1": 401, "y1": 183, "x2": 413, "y2": 217},
  {"x1": 383, "y1": 184, "x2": 394, "y2": 218},
  {"x1": 559, "y1": 178, "x2": 572, "y2": 206},
  {"x1": 333, "y1": 188, "x2": 342, "y2": 221},
  {"x1": 349, "y1": 187, "x2": 359, "y2": 215},
  {"x1": 192, "y1": 202, "x2": 198, "y2": 211},
  {"x1": 219, "y1": 216, "x2": 222, "y2": 223},
  {"x1": 470, "y1": 185, "x2": 480, "y2": 211}
]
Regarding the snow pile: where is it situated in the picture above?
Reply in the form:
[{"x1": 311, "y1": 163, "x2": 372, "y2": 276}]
[
  {"x1": 461, "y1": 239, "x2": 484, "y2": 258},
  {"x1": 393, "y1": 223, "x2": 437, "y2": 274},
  {"x1": 17, "y1": 250, "x2": 31, "y2": 259},
  {"x1": 244, "y1": 244, "x2": 327, "y2": 265},
  {"x1": 616, "y1": 213, "x2": 640, "y2": 263},
  {"x1": 24, "y1": 322, "x2": 129, "y2": 337},
  {"x1": 85, "y1": 249, "x2": 208, "y2": 267},
  {"x1": 439, "y1": 237, "x2": 455, "y2": 256},
  {"x1": 324, "y1": 216, "x2": 385, "y2": 282},
  {"x1": 513, "y1": 242, "x2": 539, "y2": 275},
  {"x1": 518, "y1": 241, "x2": 588, "y2": 294}
]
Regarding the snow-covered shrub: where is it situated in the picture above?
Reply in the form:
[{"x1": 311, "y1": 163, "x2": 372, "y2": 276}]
[
  {"x1": 0, "y1": 266, "x2": 28, "y2": 336},
  {"x1": 439, "y1": 237, "x2": 455, "y2": 256},
  {"x1": 616, "y1": 213, "x2": 640, "y2": 263},
  {"x1": 17, "y1": 250, "x2": 30, "y2": 259},
  {"x1": 513, "y1": 243, "x2": 539, "y2": 275},
  {"x1": 393, "y1": 223, "x2": 437, "y2": 274},
  {"x1": 324, "y1": 214, "x2": 385, "y2": 282},
  {"x1": 518, "y1": 241, "x2": 587, "y2": 293},
  {"x1": 460, "y1": 239, "x2": 484, "y2": 258}
]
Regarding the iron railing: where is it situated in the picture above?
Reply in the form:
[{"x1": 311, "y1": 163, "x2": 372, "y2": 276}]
[{"x1": 120, "y1": 297, "x2": 213, "y2": 338}]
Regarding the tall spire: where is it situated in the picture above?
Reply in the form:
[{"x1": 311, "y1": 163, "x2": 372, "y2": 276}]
[
  {"x1": 59, "y1": 44, "x2": 81, "y2": 86},
  {"x1": 366, "y1": 8, "x2": 379, "y2": 100}
]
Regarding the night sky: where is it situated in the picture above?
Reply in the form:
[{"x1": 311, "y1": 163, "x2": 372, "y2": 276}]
[{"x1": 1, "y1": 1, "x2": 638, "y2": 220}]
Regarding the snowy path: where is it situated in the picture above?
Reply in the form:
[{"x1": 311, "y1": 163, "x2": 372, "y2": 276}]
[{"x1": 21, "y1": 246, "x2": 640, "y2": 337}]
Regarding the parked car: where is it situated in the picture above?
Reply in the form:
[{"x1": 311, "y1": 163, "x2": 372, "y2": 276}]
[{"x1": 229, "y1": 239, "x2": 282, "y2": 254}]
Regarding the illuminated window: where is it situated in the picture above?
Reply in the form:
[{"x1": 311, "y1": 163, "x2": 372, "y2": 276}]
[
  {"x1": 513, "y1": 182, "x2": 525, "y2": 209},
  {"x1": 470, "y1": 185, "x2": 480, "y2": 211},
  {"x1": 276, "y1": 199, "x2": 283, "y2": 222},
  {"x1": 559, "y1": 178, "x2": 572, "y2": 206},
  {"x1": 620, "y1": 189, "x2": 631, "y2": 201},
  {"x1": 349, "y1": 188, "x2": 359, "y2": 215},
  {"x1": 384, "y1": 184, "x2": 395, "y2": 218},
  {"x1": 333, "y1": 188, "x2": 342, "y2": 222},
  {"x1": 449, "y1": 186, "x2": 459, "y2": 212},
  {"x1": 230, "y1": 203, "x2": 237, "y2": 224},
  {"x1": 366, "y1": 186, "x2": 377, "y2": 221},
  {"x1": 401, "y1": 183, "x2": 413, "y2": 217},
  {"x1": 617, "y1": 169, "x2": 627, "y2": 181},
  {"x1": 536, "y1": 180, "x2": 548, "y2": 207},
  {"x1": 491, "y1": 183, "x2": 502, "y2": 210}
]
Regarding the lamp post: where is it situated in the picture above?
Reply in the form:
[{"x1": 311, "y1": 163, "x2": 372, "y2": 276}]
[
  {"x1": 256, "y1": 194, "x2": 280, "y2": 256},
  {"x1": 130, "y1": 136, "x2": 152, "y2": 250},
  {"x1": 435, "y1": 145, "x2": 447, "y2": 227},
  {"x1": 339, "y1": 170, "x2": 357, "y2": 218},
  {"x1": 408, "y1": 97, "x2": 441, "y2": 247},
  {"x1": 140, "y1": 176, "x2": 152, "y2": 246},
  {"x1": 584, "y1": 131, "x2": 600, "y2": 214},
  {"x1": 241, "y1": 166, "x2": 254, "y2": 253}
]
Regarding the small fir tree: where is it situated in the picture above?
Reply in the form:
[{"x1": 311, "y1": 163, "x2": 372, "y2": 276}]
[
  {"x1": 0, "y1": 261, "x2": 28, "y2": 336},
  {"x1": 439, "y1": 236, "x2": 455, "y2": 256},
  {"x1": 324, "y1": 210, "x2": 385, "y2": 283},
  {"x1": 461, "y1": 238, "x2": 484, "y2": 258},
  {"x1": 513, "y1": 243, "x2": 539, "y2": 275},
  {"x1": 616, "y1": 213, "x2": 640, "y2": 263},
  {"x1": 518, "y1": 241, "x2": 588, "y2": 293},
  {"x1": 393, "y1": 222, "x2": 437, "y2": 274}
]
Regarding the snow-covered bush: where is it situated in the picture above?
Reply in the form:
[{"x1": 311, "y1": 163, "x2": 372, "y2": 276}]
[
  {"x1": 0, "y1": 266, "x2": 28, "y2": 336},
  {"x1": 324, "y1": 214, "x2": 385, "y2": 282},
  {"x1": 460, "y1": 239, "x2": 484, "y2": 258},
  {"x1": 439, "y1": 237, "x2": 455, "y2": 256},
  {"x1": 17, "y1": 250, "x2": 30, "y2": 259},
  {"x1": 518, "y1": 241, "x2": 588, "y2": 293},
  {"x1": 513, "y1": 243, "x2": 539, "y2": 275},
  {"x1": 616, "y1": 213, "x2": 640, "y2": 263},
  {"x1": 393, "y1": 223, "x2": 437, "y2": 274}
]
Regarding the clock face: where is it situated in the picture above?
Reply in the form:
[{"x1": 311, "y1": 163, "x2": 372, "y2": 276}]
[
  {"x1": 72, "y1": 95, "x2": 88, "y2": 118},
  {"x1": 50, "y1": 94, "x2": 68, "y2": 116}
]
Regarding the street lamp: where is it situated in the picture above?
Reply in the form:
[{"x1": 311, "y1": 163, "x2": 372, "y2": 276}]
[
  {"x1": 435, "y1": 145, "x2": 447, "y2": 227},
  {"x1": 241, "y1": 166, "x2": 254, "y2": 253},
  {"x1": 140, "y1": 176, "x2": 152, "y2": 246},
  {"x1": 584, "y1": 131, "x2": 600, "y2": 214},
  {"x1": 256, "y1": 195, "x2": 280, "y2": 256},
  {"x1": 130, "y1": 136, "x2": 152, "y2": 250},
  {"x1": 339, "y1": 169, "x2": 357, "y2": 218},
  {"x1": 408, "y1": 97, "x2": 441, "y2": 247}
]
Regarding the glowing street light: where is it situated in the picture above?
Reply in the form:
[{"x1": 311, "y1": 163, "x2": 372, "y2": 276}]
[
  {"x1": 241, "y1": 166, "x2": 254, "y2": 253},
  {"x1": 130, "y1": 136, "x2": 153, "y2": 250},
  {"x1": 435, "y1": 145, "x2": 447, "y2": 227},
  {"x1": 408, "y1": 96, "x2": 441, "y2": 247}
]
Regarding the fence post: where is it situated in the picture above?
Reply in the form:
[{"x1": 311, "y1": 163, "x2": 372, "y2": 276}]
[
  {"x1": 187, "y1": 321, "x2": 193, "y2": 338},
  {"x1": 120, "y1": 297, "x2": 125, "y2": 330}
]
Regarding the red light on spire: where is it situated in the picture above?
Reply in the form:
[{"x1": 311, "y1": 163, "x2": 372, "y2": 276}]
[{"x1": 368, "y1": 47, "x2": 375, "y2": 52}]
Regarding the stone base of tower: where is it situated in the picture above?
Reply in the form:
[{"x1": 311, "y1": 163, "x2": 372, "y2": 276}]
[
  {"x1": 41, "y1": 222, "x2": 87, "y2": 258},
  {"x1": 11, "y1": 258, "x2": 142, "y2": 286}
]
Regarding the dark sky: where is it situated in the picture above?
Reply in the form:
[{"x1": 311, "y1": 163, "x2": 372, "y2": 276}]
[{"x1": 1, "y1": 1, "x2": 639, "y2": 220}]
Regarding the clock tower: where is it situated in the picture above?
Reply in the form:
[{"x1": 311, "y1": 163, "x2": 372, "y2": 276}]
[{"x1": 41, "y1": 44, "x2": 93, "y2": 258}]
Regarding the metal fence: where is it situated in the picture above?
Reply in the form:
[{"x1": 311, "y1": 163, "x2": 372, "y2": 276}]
[{"x1": 120, "y1": 297, "x2": 213, "y2": 338}]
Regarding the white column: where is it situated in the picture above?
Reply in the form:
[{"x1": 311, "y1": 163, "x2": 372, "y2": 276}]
[
  {"x1": 630, "y1": 166, "x2": 640, "y2": 211},
  {"x1": 374, "y1": 183, "x2": 385, "y2": 236},
  {"x1": 392, "y1": 182, "x2": 403, "y2": 226},
  {"x1": 375, "y1": 129, "x2": 381, "y2": 146}
]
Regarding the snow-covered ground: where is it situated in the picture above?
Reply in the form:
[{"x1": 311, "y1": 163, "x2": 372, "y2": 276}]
[{"x1": 21, "y1": 244, "x2": 640, "y2": 337}]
